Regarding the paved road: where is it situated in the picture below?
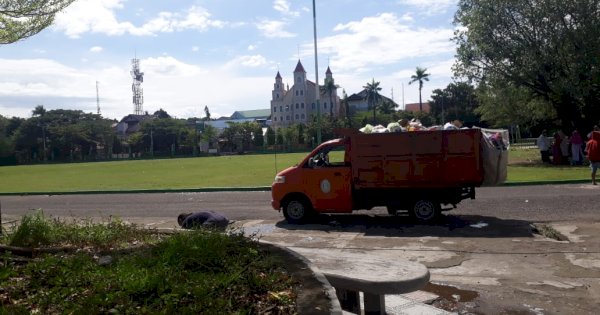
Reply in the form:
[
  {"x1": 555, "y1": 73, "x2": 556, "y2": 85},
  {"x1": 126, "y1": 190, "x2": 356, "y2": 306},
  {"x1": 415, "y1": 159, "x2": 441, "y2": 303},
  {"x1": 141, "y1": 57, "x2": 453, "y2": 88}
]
[{"x1": 1, "y1": 184, "x2": 599, "y2": 223}]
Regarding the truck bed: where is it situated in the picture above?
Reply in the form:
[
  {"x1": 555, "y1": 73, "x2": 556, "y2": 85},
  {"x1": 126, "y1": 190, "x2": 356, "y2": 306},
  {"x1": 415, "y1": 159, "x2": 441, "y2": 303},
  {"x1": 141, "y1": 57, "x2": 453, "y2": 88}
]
[{"x1": 346, "y1": 129, "x2": 484, "y2": 189}]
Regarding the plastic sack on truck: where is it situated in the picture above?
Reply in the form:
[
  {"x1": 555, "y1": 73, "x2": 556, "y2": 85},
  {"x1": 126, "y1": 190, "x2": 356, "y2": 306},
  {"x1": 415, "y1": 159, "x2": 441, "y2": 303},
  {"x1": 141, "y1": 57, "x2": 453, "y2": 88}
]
[{"x1": 479, "y1": 128, "x2": 509, "y2": 186}]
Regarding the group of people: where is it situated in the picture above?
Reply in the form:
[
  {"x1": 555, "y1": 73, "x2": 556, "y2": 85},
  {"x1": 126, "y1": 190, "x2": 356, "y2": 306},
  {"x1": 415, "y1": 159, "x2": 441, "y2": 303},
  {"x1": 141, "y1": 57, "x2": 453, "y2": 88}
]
[{"x1": 537, "y1": 126, "x2": 600, "y2": 185}]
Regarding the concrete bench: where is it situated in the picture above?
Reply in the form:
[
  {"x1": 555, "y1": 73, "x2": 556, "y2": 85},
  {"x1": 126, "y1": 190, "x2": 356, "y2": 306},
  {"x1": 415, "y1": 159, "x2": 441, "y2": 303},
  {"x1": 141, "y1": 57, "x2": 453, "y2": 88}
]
[{"x1": 290, "y1": 248, "x2": 430, "y2": 315}]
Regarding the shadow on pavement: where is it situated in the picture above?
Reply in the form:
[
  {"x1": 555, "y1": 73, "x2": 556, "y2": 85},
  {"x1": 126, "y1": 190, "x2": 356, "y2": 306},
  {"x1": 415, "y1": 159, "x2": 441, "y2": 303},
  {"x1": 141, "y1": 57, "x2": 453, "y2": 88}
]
[{"x1": 275, "y1": 213, "x2": 535, "y2": 238}]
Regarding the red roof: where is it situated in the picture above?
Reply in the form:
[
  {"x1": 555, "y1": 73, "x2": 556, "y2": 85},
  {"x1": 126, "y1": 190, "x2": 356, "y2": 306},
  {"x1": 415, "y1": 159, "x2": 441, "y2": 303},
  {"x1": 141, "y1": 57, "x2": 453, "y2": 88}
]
[
  {"x1": 294, "y1": 60, "x2": 306, "y2": 73},
  {"x1": 404, "y1": 102, "x2": 431, "y2": 113}
]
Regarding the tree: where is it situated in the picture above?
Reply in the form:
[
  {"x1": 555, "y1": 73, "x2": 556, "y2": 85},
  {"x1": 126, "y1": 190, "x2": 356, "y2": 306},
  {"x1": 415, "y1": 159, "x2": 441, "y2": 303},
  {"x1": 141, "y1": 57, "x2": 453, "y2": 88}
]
[
  {"x1": 32, "y1": 105, "x2": 46, "y2": 117},
  {"x1": 201, "y1": 124, "x2": 217, "y2": 149},
  {"x1": 363, "y1": 79, "x2": 382, "y2": 122},
  {"x1": 429, "y1": 82, "x2": 480, "y2": 125},
  {"x1": 341, "y1": 89, "x2": 353, "y2": 128},
  {"x1": 475, "y1": 77, "x2": 557, "y2": 129},
  {"x1": 323, "y1": 77, "x2": 338, "y2": 117},
  {"x1": 153, "y1": 108, "x2": 171, "y2": 119},
  {"x1": 265, "y1": 126, "x2": 276, "y2": 146},
  {"x1": 409, "y1": 67, "x2": 430, "y2": 112},
  {"x1": 1, "y1": 0, "x2": 76, "y2": 44},
  {"x1": 454, "y1": 0, "x2": 600, "y2": 130},
  {"x1": 253, "y1": 125, "x2": 264, "y2": 147},
  {"x1": 378, "y1": 99, "x2": 397, "y2": 115},
  {"x1": 204, "y1": 106, "x2": 211, "y2": 121}
]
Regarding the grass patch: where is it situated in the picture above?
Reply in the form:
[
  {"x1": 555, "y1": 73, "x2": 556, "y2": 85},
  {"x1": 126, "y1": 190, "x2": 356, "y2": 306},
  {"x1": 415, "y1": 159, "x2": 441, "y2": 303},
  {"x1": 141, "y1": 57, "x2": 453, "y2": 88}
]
[
  {"x1": 0, "y1": 153, "x2": 307, "y2": 193},
  {"x1": 0, "y1": 211, "x2": 297, "y2": 314},
  {"x1": 0, "y1": 148, "x2": 592, "y2": 194}
]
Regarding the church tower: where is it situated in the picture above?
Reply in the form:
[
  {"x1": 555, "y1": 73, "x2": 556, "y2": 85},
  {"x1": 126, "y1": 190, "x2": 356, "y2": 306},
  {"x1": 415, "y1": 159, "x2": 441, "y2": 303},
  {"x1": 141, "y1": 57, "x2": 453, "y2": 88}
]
[
  {"x1": 323, "y1": 66, "x2": 339, "y2": 117},
  {"x1": 272, "y1": 71, "x2": 284, "y2": 101}
]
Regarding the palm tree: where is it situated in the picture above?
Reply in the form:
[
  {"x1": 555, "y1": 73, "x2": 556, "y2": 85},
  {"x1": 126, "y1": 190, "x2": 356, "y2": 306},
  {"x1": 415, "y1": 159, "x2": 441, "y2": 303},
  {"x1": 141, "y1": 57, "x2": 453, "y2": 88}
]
[
  {"x1": 409, "y1": 67, "x2": 430, "y2": 112},
  {"x1": 363, "y1": 79, "x2": 382, "y2": 122},
  {"x1": 323, "y1": 77, "x2": 339, "y2": 117},
  {"x1": 378, "y1": 99, "x2": 397, "y2": 114}
]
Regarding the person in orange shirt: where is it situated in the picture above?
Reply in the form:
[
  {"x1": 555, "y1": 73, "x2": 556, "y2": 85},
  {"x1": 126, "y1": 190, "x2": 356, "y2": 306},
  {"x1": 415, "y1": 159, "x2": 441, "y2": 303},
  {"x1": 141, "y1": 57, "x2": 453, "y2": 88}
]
[{"x1": 586, "y1": 131, "x2": 600, "y2": 185}]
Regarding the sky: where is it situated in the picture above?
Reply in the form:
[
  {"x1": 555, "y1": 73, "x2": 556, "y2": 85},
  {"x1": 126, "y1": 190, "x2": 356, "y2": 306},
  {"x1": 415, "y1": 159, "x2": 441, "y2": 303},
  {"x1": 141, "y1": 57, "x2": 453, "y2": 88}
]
[{"x1": 0, "y1": 0, "x2": 460, "y2": 120}]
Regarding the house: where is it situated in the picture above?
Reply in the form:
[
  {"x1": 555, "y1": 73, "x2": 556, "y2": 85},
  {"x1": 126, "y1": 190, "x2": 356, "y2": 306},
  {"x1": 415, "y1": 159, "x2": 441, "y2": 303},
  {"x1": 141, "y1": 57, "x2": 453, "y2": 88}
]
[
  {"x1": 115, "y1": 114, "x2": 155, "y2": 137},
  {"x1": 346, "y1": 89, "x2": 400, "y2": 112},
  {"x1": 270, "y1": 60, "x2": 341, "y2": 128},
  {"x1": 203, "y1": 110, "x2": 271, "y2": 134},
  {"x1": 230, "y1": 109, "x2": 271, "y2": 120},
  {"x1": 404, "y1": 102, "x2": 431, "y2": 113}
]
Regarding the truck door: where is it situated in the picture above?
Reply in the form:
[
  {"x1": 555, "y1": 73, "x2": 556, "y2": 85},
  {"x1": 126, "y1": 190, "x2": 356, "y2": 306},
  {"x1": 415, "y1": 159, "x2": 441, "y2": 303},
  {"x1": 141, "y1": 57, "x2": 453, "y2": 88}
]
[{"x1": 304, "y1": 145, "x2": 352, "y2": 212}]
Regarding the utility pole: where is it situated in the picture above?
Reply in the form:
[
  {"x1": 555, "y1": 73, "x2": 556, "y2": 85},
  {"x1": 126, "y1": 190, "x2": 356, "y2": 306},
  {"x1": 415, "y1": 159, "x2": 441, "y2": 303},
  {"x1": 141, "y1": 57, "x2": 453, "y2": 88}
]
[
  {"x1": 96, "y1": 81, "x2": 101, "y2": 115},
  {"x1": 312, "y1": 0, "x2": 321, "y2": 145}
]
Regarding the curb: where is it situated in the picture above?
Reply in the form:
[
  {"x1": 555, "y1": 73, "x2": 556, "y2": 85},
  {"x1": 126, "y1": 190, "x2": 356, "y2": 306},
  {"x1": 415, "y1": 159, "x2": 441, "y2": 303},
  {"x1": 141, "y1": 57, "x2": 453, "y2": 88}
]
[
  {"x1": 0, "y1": 180, "x2": 592, "y2": 196},
  {"x1": 259, "y1": 241, "x2": 343, "y2": 315}
]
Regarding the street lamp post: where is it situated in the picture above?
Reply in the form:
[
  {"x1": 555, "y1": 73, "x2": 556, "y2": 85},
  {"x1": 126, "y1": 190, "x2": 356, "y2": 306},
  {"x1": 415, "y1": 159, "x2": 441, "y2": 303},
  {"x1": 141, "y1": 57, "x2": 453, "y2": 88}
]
[{"x1": 312, "y1": 0, "x2": 321, "y2": 145}]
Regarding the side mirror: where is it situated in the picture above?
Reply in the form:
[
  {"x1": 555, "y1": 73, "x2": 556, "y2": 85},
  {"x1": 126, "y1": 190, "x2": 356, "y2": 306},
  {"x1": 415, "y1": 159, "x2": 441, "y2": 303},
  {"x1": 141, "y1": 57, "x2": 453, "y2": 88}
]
[{"x1": 308, "y1": 157, "x2": 315, "y2": 167}]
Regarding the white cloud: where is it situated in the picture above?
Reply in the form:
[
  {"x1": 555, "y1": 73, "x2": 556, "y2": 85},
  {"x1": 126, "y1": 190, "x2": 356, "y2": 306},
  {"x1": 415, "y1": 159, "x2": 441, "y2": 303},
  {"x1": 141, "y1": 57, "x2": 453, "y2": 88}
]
[
  {"x1": 398, "y1": 0, "x2": 458, "y2": 15},
  {"x1": 133, "y1": 6, "x2": 225, "y2": 35},
  {"x1": 0, "y1": 57, "x2": 274, "y2": 120},
  {"x1": 90, "y1": 46, "x2": 103, "y2": 53},
  {"x1": 225, "y1": 55, "x2": 268, "y2": 68},
  {"x1": 310, "y1": 13, "x2": 454, "y2": 73},
  {"x1": 256, "y1": 19, "x2": 296, "y2": 38},
  {"x1": 192, "y1": 46, "x2": 200, "y2": 52},
  {"x1": 247, "y1": 44, "x2": 257, "y2": 51},
  {"x1": 54, "y1": 1, "x2": 225, "y2": 38},
  {"x1": 273, "y1": 0, "x2": 300, "y2": 17},
  {"x1": 142, "y1": 56, "x2": 205, "y2": 77}
]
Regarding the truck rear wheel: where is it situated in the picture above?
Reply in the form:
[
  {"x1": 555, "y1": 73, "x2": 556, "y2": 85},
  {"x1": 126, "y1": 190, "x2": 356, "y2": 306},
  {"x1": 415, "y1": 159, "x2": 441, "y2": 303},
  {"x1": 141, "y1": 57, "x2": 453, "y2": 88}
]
[
  {"x1": 410, "y1": 200, "x2": 440, "y2": 222},
  {"x1": 283, "y1": 198, "x2": 313, "y2": 224}
]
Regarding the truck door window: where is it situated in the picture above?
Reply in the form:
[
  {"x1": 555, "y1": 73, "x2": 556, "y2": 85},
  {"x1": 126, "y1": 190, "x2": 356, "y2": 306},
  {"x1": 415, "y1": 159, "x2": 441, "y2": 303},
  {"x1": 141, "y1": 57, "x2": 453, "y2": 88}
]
[{"x1": 308, "y1": 144, "x2": 346, "y2": 168}]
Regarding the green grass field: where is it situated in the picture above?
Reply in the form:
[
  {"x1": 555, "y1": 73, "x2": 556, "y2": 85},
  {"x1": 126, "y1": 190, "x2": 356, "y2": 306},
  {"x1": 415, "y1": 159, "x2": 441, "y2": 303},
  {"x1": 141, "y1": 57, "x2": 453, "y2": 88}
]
[{"x1": 0, "y1": 149, "x2": 590, "y2": 193}]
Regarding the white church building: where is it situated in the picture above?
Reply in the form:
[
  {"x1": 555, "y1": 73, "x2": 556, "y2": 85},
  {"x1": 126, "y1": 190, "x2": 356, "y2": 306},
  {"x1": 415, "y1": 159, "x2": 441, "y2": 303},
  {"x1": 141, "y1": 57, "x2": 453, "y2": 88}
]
[{"x1": 270, "y1": 60, "x2": 341, "y2": 128}]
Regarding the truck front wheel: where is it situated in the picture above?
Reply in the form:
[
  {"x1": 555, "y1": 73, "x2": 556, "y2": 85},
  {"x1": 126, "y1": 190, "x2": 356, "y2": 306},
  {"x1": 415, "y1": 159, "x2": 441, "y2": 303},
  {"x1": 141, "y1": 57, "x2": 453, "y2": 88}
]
[
  {"x1": 411, "y1": 200, "x2": 440, "y2": 222},
  {"x1": 283, "y1": 198, "x2": 312, "y2": 224}
]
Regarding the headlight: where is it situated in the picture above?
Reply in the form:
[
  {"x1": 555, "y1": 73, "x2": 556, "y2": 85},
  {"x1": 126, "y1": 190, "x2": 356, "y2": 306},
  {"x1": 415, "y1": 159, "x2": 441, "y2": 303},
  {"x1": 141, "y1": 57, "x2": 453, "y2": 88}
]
[{"x1": 274, "y1": 175, "x2": 286, "y2": 184}]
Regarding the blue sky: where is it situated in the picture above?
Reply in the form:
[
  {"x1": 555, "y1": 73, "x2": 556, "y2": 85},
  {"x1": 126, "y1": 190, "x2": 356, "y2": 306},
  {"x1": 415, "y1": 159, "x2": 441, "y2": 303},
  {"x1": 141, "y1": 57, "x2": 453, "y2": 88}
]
[{"x1": 0, "y1": 0, "x2": 459, "y2": 120}]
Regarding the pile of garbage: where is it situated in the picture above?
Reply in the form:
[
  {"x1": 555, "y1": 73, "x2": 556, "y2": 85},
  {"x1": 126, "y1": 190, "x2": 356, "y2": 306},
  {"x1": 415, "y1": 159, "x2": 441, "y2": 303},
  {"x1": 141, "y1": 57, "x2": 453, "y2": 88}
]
[
  {"x1": 359, "y1": 119, "x2": 509, "y2": 151},
  {"x1": 359, "y1": 119, "x2": 463, "y2": 134}
]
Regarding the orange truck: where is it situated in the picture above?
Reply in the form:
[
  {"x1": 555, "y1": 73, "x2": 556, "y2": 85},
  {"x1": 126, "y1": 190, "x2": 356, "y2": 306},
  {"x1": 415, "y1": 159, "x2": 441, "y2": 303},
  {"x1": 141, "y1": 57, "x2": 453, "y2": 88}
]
[{"x1": 271, "y1": 128, "x2": 501, "y2": 223}]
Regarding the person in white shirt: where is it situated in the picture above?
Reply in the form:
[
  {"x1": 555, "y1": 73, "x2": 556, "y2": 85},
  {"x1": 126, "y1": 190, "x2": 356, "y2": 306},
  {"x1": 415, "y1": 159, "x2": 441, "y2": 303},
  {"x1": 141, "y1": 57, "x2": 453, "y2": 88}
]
[{"x1": 536, "y1": 130, "x2": 551, "y2": 163}]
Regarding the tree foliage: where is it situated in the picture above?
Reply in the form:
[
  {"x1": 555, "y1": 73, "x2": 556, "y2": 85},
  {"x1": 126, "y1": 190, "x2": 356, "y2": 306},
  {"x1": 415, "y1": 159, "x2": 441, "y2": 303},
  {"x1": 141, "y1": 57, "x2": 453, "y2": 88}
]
[
  {"x1": 323, "y1": 77, "x2": 339, "y2": 117},
  {"x1": 409, "y1": 67, "x2": 430, "y2": 112},
  {"x1": 454, "y1": 0, "x2": 600, "y2": 130},
  {"x1": 1, "y1": 0, "x2": 76, "y2": 44},
  {"x1": 429, "y1": 82, "x2": 480, "y2": 125},
  {"x1": 363, "y1": 79, "x2": 382, "y2": 122},
  {"x1": 9, "y1": 108, "x2": 114, "y2": 163}
]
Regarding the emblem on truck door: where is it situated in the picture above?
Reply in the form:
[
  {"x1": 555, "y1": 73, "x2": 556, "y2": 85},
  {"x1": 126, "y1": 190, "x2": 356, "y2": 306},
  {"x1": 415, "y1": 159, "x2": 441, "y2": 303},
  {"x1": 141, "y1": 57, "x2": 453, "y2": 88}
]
[{"x1": 320, "y1": 179, "x2": 331, "y2": 193}]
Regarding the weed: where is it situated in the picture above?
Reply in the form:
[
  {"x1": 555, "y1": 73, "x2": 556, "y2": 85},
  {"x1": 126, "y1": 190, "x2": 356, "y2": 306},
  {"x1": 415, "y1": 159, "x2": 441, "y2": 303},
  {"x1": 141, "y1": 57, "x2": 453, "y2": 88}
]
[
  {"x1": 0, "y1": 212, "x2": 297, "y2": 314},
  {"x1": 531, "y1": 224, "x2": 568, "y2": 241}
]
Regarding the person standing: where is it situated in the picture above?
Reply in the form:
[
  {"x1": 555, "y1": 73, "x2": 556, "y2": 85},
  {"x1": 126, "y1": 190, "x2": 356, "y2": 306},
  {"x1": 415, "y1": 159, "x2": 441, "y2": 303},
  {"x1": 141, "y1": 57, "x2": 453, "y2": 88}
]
[
  {"x1": 586, "y1": 131, "x2": 600, "y2": 185},
  {"x1": 571, "y1": 129, "x2": 583, "y2": 165},
  {"x1": 552, "y1": 132, "x2": 562, "y2": 165},
  {"x1": 536, "y1": 130, "x2": 551, "y2": 163},
  {"x1": 558, "y1": 130, "x2": 570, "y2": 165}
]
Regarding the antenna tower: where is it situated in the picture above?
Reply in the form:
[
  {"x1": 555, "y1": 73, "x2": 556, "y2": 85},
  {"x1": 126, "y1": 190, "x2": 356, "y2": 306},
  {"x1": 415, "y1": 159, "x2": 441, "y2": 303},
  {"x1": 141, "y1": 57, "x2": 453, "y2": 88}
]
[
  {"x1": 96, "y1": 81, "x2": 101, "y2": 115},
  {"x1": 131, "y1": 58, "x2": 144, "y2": 115}
]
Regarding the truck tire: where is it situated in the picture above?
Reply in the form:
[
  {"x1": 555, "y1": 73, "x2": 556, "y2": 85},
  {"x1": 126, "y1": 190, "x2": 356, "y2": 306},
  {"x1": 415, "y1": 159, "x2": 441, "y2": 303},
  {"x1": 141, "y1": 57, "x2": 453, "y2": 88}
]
[
  {"x1": 283, "y1": 198, "x2": 313, "y2": 224},
  {"x1": 410, "y1": 199, "x2": 440, "y2": 222}
]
